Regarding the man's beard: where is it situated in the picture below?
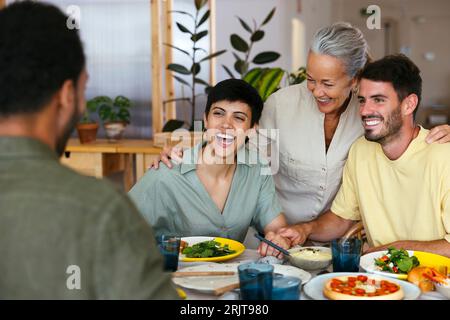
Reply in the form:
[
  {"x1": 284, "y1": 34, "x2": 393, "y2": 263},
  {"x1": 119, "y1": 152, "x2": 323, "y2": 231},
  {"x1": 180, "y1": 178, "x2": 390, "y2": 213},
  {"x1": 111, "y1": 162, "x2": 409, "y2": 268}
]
[
  {"x1": 56, "y1": 97, "x2": 83, "y2": 157},
  {"x1": 364, "y1": 105, "x2": 403, "y2": 145}
]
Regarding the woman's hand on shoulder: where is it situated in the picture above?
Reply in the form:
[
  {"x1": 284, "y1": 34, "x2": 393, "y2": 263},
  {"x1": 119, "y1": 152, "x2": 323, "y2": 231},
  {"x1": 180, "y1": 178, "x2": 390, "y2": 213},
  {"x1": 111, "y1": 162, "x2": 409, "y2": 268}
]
[
  {"x1": 147, "y1": 145, "x2": 184, "y2": 170},
  {"x1": 425, "y1": 124, "x2": 450, "y2": 144}
]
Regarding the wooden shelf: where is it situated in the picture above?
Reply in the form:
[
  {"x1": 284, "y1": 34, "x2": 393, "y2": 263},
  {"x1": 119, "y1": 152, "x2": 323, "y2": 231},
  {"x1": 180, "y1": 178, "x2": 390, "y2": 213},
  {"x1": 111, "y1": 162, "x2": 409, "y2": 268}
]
[{"x1": 61, "y1": 138, "x2": 162, "y2": 191}]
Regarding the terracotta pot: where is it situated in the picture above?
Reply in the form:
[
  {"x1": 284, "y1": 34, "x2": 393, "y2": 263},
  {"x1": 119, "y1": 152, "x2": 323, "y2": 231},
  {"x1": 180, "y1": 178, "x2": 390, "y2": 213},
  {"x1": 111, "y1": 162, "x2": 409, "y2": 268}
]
[
  {"x1": 76, "y1": 123, "x2": 98, "y2": 144},
  {"x1": 104, "y1": 121, "x2": 127, "y2": 142}
]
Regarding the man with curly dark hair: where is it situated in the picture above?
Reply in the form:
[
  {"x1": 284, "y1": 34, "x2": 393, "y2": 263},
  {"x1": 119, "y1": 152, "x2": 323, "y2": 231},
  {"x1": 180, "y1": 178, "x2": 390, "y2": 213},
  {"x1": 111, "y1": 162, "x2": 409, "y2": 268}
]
[{"x1": 0, "y1": 1, "x2": 178, "y2": 299}]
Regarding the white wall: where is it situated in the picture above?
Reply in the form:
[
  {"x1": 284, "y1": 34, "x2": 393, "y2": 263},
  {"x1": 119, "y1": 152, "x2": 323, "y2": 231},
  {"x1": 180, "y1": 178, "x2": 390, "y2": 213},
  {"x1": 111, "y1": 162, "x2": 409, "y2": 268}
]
[{"x1": 332, "y1": 0, "x2": 450, "y2": 111}]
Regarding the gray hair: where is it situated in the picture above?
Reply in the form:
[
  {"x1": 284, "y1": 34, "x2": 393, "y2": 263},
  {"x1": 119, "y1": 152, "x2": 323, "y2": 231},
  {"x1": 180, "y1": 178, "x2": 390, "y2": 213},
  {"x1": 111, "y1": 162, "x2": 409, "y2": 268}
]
[{"x1": 310, "y1": 22, "x2": 370, "y2": 78}]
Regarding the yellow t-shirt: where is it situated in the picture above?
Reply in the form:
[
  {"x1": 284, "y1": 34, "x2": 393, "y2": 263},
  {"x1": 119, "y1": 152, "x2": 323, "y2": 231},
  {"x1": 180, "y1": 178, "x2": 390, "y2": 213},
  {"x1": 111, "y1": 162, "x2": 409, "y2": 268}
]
[{"x1": 331, "y1": 127, "x2": 450, "y2": 247}]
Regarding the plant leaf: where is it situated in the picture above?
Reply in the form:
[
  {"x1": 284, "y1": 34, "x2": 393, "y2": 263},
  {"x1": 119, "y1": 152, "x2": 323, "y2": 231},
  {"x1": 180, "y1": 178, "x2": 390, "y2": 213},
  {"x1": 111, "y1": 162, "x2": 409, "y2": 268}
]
[
  {"x1": 191, "y1": 63, "x2": 201, "y2": 75},
  {"x1": 167, "y1": 63, "x2": 191, "y2": 75},
  {"x1": 163, "y1": 43, "x2": 190, "y2": 57},
  {"x1": 237, "y1": 17, "x2": 252, "y2": 33},
  {"x1": 90, "y1": 96, "x2": 113, "y2": 106},
  {"x1": 195, "y1": 0, "x2": 207, "y2": 10},
  {"x1": 222, "y1": 65, "x2": 236, "y2": 79},
  {"x1": 117, "y1": 108, "x2": 131, "y2": 124},
  {"x1": 173, "y1": 75, "x2": 191, "y2": 87},
  {"x1": 252, "y1": 51, "x2": 280, "y2": 64},
  {"x1": 176, "y1": 22, "x2": 192, "y2": 34},
  {"x1": 251, "y1": 30, "x2": 265, "y2": 42},
  {"x1": 199, "y1": 49, "x2": 227, "y2": 62},
  {"x1": 258, "y1": 68, "x2": 284, "y2": 101},
  {"x1": 170, "y1": 10, "x2": 194, "y2": 20},
  {"x1": 194, "y1": 47, "x2": 207, "y2": 53},
  {"x1": 191, "y1": 30, "x2": 208, "y2": 42},
  {"x1": 194, "y1": 77, "x2": 209, "y2": 86},
  {"x1": 243, "y1": 68, "x2": 263, "y2": 87},
  {"x1": 234, "y1": 60, "x2": 248, "y2": 75},
  {"x1": 114, "y1": 95, "x2": 131, "y2": 108},
  {"x1": 98, "y1": 104, "x2": 112, "y2": 122},
  {"x1": 262, "y1": 7, "x2": 276, "y2": 26},
  {"x1": 230, "y1": 34, "x2": 249, "y2": 52},
  {"x1": 197, "y1": 10, "x2": 210, "y2": 27},
  {"x1": 232, "y1": 52, "x2": 241, "y2": 61}
]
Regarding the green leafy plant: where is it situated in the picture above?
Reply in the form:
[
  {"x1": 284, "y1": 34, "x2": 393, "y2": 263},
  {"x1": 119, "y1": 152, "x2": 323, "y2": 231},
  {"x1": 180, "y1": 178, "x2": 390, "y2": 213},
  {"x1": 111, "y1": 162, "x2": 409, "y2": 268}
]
[
  {"x1": 222, "y1": 7, "x2": 304, "y2": 102},
  {"x1": 223, "y1": 7, "x2": 280, "y2": 78},
  {"x1": 243, "y1": 67, "x2": 284, "y2": 102},
  {"x1": 288, "y1": 66, "x2": 307, "y2": 86},
  {"x1": 88, "y1": 95, "x2": 132, "y2": 124},
  {"x1": 80, "y1": 99, "x2": 98, "y2": 124},
  {"x1": 166, "y1": 0, "x2": 226, "y2": 127}
]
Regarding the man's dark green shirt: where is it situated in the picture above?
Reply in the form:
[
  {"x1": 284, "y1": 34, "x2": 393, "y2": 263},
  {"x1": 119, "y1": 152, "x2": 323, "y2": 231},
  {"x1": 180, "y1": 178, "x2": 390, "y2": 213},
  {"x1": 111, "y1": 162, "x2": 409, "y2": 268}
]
[{"x1": 0, "y1": 137, "x2": 179, "y2": 299}]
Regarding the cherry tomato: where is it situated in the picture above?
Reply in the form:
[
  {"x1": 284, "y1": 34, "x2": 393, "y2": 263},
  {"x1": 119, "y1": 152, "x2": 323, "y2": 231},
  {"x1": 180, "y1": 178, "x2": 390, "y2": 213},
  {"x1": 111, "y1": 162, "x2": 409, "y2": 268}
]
[
  {"x1": 342, "y1": 288, "x2": 352, "y2": 294},
  {"x1": 357, "y1": 275, "x2": 368, "y2": 282},
  {"x1": 355, "y1": 288, "x2": 366, "y2": 295},
  {"x1": 381, "y1": 280, "x2": 390, "y2": 287},
  {"x1": 388, "y1": 286, "x2": 399, "y2": 293}
]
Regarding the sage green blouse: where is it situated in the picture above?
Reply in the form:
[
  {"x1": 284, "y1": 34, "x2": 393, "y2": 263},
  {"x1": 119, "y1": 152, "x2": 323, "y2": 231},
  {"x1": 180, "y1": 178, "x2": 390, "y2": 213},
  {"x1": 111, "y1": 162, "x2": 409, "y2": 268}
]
[{"x1": 128, "y1": 143, "x2": 283, "y2": 242}]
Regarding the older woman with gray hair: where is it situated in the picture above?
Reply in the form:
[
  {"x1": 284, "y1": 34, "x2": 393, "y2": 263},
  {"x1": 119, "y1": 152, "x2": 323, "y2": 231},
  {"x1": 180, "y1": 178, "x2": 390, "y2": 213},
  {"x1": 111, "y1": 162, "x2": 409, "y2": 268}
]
[
  {"x1": 152, "y1": 22, "x2": 450, "y2": 255},
  {"x1": 259, "y1": 22, "x2": 448, "y2": 225}
]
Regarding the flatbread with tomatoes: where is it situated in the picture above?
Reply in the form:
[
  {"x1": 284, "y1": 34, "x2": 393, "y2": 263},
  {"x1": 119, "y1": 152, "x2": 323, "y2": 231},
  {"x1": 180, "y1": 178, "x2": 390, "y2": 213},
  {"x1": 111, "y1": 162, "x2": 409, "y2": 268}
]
[{"x1": 323, "y1": 274, "x2": 404, "y2": 300}]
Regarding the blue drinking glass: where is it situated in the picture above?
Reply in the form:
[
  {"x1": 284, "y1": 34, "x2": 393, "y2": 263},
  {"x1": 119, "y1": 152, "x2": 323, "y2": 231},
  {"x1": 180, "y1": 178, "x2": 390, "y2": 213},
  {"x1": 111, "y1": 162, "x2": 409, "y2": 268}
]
[
  {"x1": 156, "y1": 235, "x2": 181, "y2": 272},
  {"x1": 238, "y1": 263, "x2": 274, "y2": 300},
  {"x1": 272, "y1": 275, "x2": 301, "y2": 300},
  {"x1": 331, "y1": 238, "x2": 362, "y2": 272}
]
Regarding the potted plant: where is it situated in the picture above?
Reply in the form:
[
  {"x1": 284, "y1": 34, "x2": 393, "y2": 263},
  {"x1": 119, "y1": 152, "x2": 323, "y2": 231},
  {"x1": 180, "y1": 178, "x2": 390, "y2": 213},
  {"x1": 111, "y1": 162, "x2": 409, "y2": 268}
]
[
  {"x1": 225, "y1": 8, "x2": 306, "y2": 101},
  {"x1": 76, "y1": 100, "x2": 99, "y2": 144},
  {"x1": 88, "y1": 95, "x2": 132, "y2": 142}
]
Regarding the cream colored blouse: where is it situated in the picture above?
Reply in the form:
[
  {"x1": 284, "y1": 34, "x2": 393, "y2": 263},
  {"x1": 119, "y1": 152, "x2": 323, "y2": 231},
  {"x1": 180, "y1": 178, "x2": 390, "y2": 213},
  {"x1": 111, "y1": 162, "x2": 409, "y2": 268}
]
[{"x1": 252, "y1": 82, "x2": 364, "y2": 224}]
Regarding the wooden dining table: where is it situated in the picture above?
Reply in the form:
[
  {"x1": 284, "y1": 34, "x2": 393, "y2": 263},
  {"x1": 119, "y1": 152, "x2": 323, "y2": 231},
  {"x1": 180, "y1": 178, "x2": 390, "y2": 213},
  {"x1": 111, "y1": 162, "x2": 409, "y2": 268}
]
[{"x1": 175, "y1": 249, "x2": 447, "y2": 300}]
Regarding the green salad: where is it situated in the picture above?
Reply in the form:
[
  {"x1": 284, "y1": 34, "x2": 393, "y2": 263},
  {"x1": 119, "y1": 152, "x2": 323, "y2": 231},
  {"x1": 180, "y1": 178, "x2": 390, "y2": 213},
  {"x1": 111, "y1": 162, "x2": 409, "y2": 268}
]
[
  {"x1": 374, "y1": 247, "x2": 420, "y2": 274},
  {"x1": 182, "y1": 240, "x2": 236, "y2": 258}
]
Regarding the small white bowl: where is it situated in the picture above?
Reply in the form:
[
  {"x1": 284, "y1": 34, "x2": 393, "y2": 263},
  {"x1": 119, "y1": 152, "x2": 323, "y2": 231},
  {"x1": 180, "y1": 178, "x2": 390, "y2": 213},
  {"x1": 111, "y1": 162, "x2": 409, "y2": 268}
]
[
  {"x1": 435, "y1": 280, "x2": 450, "y2": 299},
  {"x1": 288, "y1": 246, "x2": 332, "y2": 271}
]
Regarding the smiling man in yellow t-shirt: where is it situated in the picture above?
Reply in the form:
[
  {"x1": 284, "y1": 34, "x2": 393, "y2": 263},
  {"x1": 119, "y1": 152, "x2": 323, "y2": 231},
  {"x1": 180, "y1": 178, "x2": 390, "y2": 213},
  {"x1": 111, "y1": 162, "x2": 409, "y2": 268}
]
[{"x1": 278, "y1": 54, "x2": 450, "y2": 257}]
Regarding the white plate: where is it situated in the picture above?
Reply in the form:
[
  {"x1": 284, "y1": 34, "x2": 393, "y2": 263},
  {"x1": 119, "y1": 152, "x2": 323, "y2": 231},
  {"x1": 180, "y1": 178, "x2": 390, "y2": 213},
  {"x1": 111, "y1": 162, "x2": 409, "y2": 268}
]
[
  {"x1": 360, "y1": 250, "x2": 415, "y2": 280},
  {"x1": 303, "y1": 272, "x2": 421, "y2": 300},
  {"x1": 173, "y1": 263, "x2": 311, "y2": 294}
]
